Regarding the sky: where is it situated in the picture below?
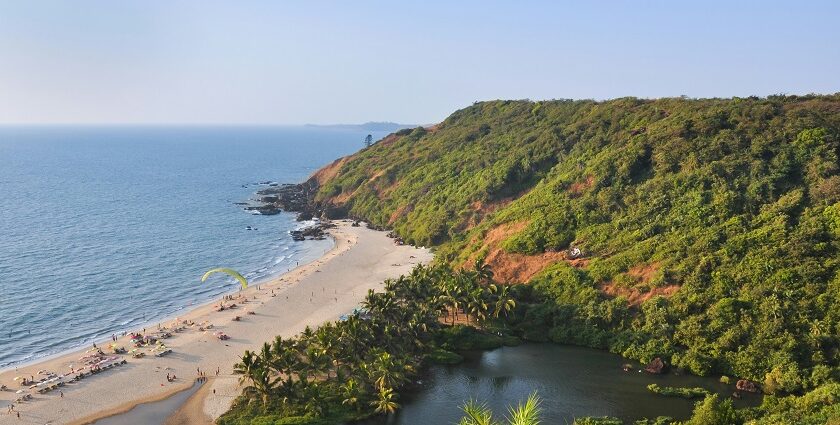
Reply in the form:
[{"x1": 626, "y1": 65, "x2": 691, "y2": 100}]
[{"x1": 0, "y1": 1, "x2": 838, "y2": 125}]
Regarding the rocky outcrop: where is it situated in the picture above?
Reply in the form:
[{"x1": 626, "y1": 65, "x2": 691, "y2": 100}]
[
  {"x1": 644, "y1": 357, "x2": 666, "y2": 374},
  {"x1": 289, "y1": 221, "x2": 336, "y2": 241},
  {"x1": 243, "y1": 205, "x2": 282, "y2": 215},
  {"x1": 243, "y1": 180, "x2": 324, "y2": 220},
  {"x1": 736, "y1": 379, "x2": 760, "y2": 393}
]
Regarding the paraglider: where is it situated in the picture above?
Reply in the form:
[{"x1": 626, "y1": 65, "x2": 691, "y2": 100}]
[{"x1": 202, "y1": 268, "x2": 248, "y2": 290}]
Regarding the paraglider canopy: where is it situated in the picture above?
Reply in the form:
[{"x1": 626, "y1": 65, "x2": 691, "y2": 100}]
[{"x1": 201, "y1": 268, "x2": 248, "y2": 290}]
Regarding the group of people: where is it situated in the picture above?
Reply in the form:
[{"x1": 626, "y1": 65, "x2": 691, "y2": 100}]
[{"x1": 194, "y1": 366, "x2": 221, "y2": 383}]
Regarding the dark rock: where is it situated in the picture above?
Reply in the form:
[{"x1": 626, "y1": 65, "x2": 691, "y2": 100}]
[
  {"x1": 289, "y1": 221, "x2": 336, "y2": 241},
  {"x1": 252, "y1": 181, "x2": 319, "y2": 218},
  {"x1": 296, "y1": 211, "x2": 314, "y2": 221},
  {"x1": 736, "y1": 379, "x2": 760, "y2": 393},
  {"x1": 644, "y1": 357, "x2": 666, "y2": 374},
  {"x1": 243, "y1": 205, "x2": 281, "y2": 215}
]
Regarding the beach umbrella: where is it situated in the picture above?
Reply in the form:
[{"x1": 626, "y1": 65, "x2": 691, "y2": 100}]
[{"x1": 201, "y1": 268, "x2": 248, "y2": 290}]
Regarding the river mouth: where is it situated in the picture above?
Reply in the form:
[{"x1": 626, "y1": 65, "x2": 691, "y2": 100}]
[{"x1": 356, "y1": 344, "x2": 762, "y2": 424}]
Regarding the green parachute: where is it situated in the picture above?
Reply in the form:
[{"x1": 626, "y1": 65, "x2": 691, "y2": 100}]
[{"x1": 201, "y1": 268, "x2": 248, "y2": 290}]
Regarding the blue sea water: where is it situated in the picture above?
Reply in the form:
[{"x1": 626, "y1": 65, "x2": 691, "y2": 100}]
[{"x1": 0, "y1": 126, "x2": 382, "y2": 369}]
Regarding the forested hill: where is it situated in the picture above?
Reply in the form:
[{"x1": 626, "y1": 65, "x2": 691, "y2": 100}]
[{"x1": 308, "y1": 96, "x2": 839, "y2": 404}]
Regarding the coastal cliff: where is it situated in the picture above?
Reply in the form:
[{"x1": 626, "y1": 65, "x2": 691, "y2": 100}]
[{"x1": 288, "y1": 96, "x2": 839, "y2": 401}]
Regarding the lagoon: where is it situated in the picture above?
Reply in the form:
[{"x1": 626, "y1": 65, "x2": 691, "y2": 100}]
[{"x1": 358, "y1": 344, "x2": 761, "y2": 424}]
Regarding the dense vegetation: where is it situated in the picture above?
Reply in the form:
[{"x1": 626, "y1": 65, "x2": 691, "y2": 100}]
[
  {"x1": 306, "y1": 95, "x2": 840, "y2": 423},
  {"x1": 218, "y1": 263, "x2": 518, "y2": 425}
]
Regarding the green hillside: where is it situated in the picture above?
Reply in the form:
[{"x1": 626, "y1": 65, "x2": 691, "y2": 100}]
[{"x1": 311, "y1": 95, "x2": 840, "y2": 396}]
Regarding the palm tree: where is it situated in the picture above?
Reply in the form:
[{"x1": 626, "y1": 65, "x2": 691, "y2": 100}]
[
  {"x1": 466, "y1": 287, "x2": 489, "y2": 323},
  {"x1": 234, "y1": 350, "x2": 259, "y2": 386},
  {"x1": 441, "y1": 279, "x2": 466, "y2": 324},
  {"x1": 459, "y1": 392, "x2": 541, "y2": 425},
  {"x1": 233, "y1": 350, "x2": 275, "y2": 407},
  {"x1": 474, "y1": 257, "x2": 494, "y2": 283},
  {"x1": 370, "y1": 385, "x2": 399, "y2": 414},
  {"x1": 340, "y1": 378, "x2": 364, "y2": 411},
  {"x1": 304, "y1": 346, "x2": 332, "y2": 380},
  {"x1": 369, "y1": 351, "x2": 406, "y2": 390},
  {"x1": 492, "y1": 285, "x2": 516, "y2": 319}
]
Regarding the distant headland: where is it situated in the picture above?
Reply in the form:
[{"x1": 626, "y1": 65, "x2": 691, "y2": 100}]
[{"x1": 304, "y1": 121, "x2": 415, "y2": 132}]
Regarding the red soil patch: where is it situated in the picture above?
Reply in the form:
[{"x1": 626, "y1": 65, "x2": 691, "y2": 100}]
[
  {"x1": 599, "y1": 282, "x2": 681, "y2": 306},
  {"x1": 487, "y1": 250, "x2": 567, "y2": 284},
  {"x1": 367, "y1": 169, "x2": 387, "y2": 184},
  {"x1": 325, "y1": 167, "x2": 397, "y2": 206},
  {"x1": 369, "y1": 169, "x2": 401, "y2": 197},
  {"x1": 310, "y1": 156, "x2": 349, "y2": 185},
  {"x1": 598, "y1": 262, "x2": 680, "y2": 306},
  {"x1": 466, "y1": 221, "x2": 566, "y2": 283},
  {"x1": 627, "y1": 262, "x2": 659, "y2": 282},
  {"x1": 568, "y1": 175, "x2": 595, "y2": 196},
  {"x1": 332, "y1": 190, "x2": 354, "y2": 204},
  {"x1": 459, "y1": 196, "x2": 517, "y2": 231},
  {"x1": 567, "y1": 258, "x2": 590, "y2": 268},
  {"x1": 377, "y1": 133, "x2": 402, "y2": 147},
  {"x1": 389, "y1": 204, "x2": 412, "y2": 225},
  {"x1": 470, "y1": 196, "x2": 516, "y2": 216}
]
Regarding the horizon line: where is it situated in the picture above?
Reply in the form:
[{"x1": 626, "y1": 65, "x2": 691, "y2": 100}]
[{"x1": 0, "y1": 122, "x2": 416, "y2": 127}]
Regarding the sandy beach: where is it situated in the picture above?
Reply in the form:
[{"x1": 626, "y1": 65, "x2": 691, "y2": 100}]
[{"x1": 0, "y1": 221, "x2": 433, "y2": 425}]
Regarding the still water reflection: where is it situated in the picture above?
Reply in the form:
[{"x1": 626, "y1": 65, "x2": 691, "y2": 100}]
[{"x1": 358, "y1": 344, "x2": 761, "y2": 424}]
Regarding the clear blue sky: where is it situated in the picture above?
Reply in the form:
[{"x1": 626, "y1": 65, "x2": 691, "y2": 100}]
[{"x1": 0, "y1": 1, "x2": 837, "y2": 125}]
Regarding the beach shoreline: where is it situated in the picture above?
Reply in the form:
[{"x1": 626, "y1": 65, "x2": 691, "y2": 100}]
[
  {"x1": 0, "y1": 216, "x2": 333, "y2": 375},
  {"x1": 0, "y1": 221, "x2": 433, "y2": 425},
  {"x1": 0, "y1": 233, "x2": 330, "y2": 376}
]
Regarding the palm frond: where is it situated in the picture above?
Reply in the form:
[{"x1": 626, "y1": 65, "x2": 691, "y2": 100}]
[
  {"x1": 459, "y1": 399, "x2": 496, "y2": 425},
  {"x1": 505, "y1": 392, "x2": 541, "y2": 425}
]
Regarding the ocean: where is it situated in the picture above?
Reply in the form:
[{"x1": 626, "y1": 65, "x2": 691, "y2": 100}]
[{"x1": 0, "y1": 126, "x2": 383, "y2": 369}]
